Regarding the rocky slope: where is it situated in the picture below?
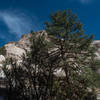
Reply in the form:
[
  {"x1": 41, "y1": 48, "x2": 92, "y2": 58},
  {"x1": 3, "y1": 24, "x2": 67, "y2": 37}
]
[
  {"x1": 1, "y1": 30, "x2": 47, "y2": 60},
  {"x1": 1, "y1": 30, "x2": 100, "y2": 99},
  {"x1": 2, "y1": 31, "x2": 100, "y2": 61},
  {"x1": 92, "y1": 40, "x2": 100, "y2": 59},
  {"x1": 0, "y1": 30, "x2": 100, "y2": 78},
  {"x1": 0, "y1": 30, "x2": 46, "y2": 78}
]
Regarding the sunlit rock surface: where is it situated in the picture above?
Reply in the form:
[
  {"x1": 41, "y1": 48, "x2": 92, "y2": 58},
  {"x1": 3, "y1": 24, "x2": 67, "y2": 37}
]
[
  {"x1": 4, "y1": 43, "x2": 26, "y2": 60},
  {"x1": 0, "y1": 31, "x2": 100, "y2": 78},
  {"x1": 0, "y1": 31, "x2": 47, "y2": 78},
  {"x1": 92, "y1": 40, "x2": 100, "y2": 60},
  {"x1": 0, "y1": 55, "x2": 5, "y2": 63},
  {"x1": 0, "y1": 31, "x2": 100, "y2": 99},
  {"x1": 0, "y1": 55, "x2": 5, "y2": 78}
]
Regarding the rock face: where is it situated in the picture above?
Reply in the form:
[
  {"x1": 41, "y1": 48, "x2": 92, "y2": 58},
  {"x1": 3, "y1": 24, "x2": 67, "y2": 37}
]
[
  {"x1": 0, "y1": 31, "x2": 100, "y2": 99},
  {"x1": 4, "y1": 33, "x2": 32, "y2": 60},
  {"x1": 3, "y1": 30, "x2": 100, "y2": 62},
  {"x1": 2, "y1": 30, "x2": 47, "y2": 60},
  {"x1": 92, "y1": 40, "x2": 100, "y2": 60},
  {"x1": 0, "y1": 30, "x2": 47, "y2": 78},
  {"x1": 0, "y1": 31, "x2": 100, "y2": 78},
  {"x1": 16, "y1": 33, "x2": 32, "y2": 51},
  {"x1": 0, "y1": 31, "x2": 100, "y2": 60},
  {"x1": 0, "y1": 55, "x2": 5, "y2": 63},
  {"x1": 0, "y1": 55, "x2": 5, "y2": 78},
  {"x1": 0, "y1": 31, "x2": 100, "y2": 65},
  {"x1": 5, "y1": 43, "x2": 26, "y2": 60}
]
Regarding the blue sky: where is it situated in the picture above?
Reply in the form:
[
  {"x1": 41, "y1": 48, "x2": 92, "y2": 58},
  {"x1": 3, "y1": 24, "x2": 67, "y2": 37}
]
[{"x1": 0, "y1": 0, "x2": 100, "y2": 46}]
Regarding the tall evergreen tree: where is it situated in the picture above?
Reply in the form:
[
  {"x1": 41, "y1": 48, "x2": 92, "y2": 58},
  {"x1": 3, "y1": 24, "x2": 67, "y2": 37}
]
[{"x1": 45, "y1": 9, "x2": 96, "y2": 100}]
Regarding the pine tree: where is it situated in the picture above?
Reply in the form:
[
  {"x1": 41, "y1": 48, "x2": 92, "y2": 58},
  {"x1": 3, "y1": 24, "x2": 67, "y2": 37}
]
[{"x1": 45, "y1": 9, "x2": 96, "y2": 100}]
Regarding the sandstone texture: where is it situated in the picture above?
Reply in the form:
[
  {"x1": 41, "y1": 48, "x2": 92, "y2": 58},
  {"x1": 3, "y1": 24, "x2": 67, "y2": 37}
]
[
  {"x1": 0, "y1": 31, "x2": 100, "y2": 99},
  {"x1": 0, "y1": 30, "x2": 46, "y2": 78},
  {"x1": 0, "y1": 31, "x2": 100, "y2": 78},
  {"x1": 92, "y1": 40, "x2": 100, "y2": 60}
]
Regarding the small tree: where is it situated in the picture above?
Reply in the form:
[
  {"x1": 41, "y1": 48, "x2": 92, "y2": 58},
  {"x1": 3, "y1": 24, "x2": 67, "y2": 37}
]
[{"x1": 3, "y1": 31, "x2": 60, "y2": 100}]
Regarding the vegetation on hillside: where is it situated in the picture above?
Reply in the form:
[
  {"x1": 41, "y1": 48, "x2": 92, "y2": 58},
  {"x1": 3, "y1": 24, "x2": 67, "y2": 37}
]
[{"x1": 3, "y1": 9, "x2": 98, "y2": 100}]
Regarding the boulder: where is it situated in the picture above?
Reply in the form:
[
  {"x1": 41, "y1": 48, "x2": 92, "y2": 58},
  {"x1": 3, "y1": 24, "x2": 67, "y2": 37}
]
[{"x1": 0, "y1": 55, "x2": 5, "y2": 63}]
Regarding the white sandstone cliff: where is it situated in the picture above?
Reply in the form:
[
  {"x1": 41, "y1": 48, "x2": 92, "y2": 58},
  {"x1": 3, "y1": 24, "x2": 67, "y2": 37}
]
[{"x1": 0, "y1": 30, "x2": 100, "y2": 78}]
